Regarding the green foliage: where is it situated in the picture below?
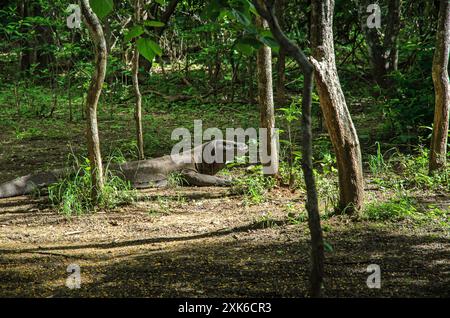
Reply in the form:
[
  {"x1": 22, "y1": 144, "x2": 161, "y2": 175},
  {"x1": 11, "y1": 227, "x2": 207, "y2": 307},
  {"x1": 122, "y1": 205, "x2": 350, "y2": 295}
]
[
  {"x1": 90, "y1": 0, "x2": 114, "y2": 19},
  {"x1": 323, "y1": 241, "x2": 333, "y2": 253},
  {"x1": 363, "y1": 194, "x2": 449, "y2": 228},
  {"x1": 15, "y1": 127, "x2": 43, "y2": 140},
  {"x1": 368, "y1": 142, "x2": 389, "y2": 175},
  {"x1": 0, "y1": 0, "x2": 447, "y2": 225},
  {"x1": 144, "y1": 20, "x2": 165, "y2": 27},
  {"x1": 284, "y1": 203, "x2": 307, "y2": 224},
  {"x1": 230, "y1": 166, "x2": 276, "y2": 204},
  {"x1": 156, "y1": 196, "x2": 171, "y2": 214},
  {"x1": 278, "y1": 161, "x2": 303, "y2": 189},
  {"x1": 48, "y1": 156, "x2": 136, "y2": 216},
  {"x1": 380, "y1": 52, "x2": 435, "y2": 143},
  {"x1": 313, "y1": 136, "x2": 337, "y2": 175},
  {"x1": 363, "y1": 195, "x2": 417, "y2": 221},
  {"x1": 389, "y1": 147, "x2": 450, "y2": 190},
  {"x1": 167, "y1": 171, "x2": 186, "y2": 188},
  {"x1": 124, "y1": 25, "x2": 144, "y2": 42},
  {"x1": 315, "y1": 171, "x2": 340, "y2": 214},
  {"x1": 136, "y1": 37, "x2": 162, "y2": 62}
]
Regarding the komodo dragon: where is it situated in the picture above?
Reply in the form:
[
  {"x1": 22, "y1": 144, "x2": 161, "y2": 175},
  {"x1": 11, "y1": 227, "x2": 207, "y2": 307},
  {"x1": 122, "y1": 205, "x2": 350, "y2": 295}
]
[{"x1": 0, "y1": 140, "x2": 248, "y2": 199}]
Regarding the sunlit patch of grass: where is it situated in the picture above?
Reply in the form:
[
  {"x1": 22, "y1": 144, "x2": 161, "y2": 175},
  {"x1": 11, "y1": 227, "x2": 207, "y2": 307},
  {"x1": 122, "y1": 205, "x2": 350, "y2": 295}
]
[
  {"x1": 368, "y1": 146, "x2": 450, "y2": 191},
  {"x1": 363, "y1": 193, "x2": 449, "y2": 228},
  {"x1": 230, "y1": 166, "x2": 276, "y2": 204},
  {"x1": 14, "y1": 127, "x2": 44, "y2": 140},
  {"x1": 363, "y1": 195, "x2": 417, "y2": 221},
  {"x1": 368, "y1": 141, "x2": 389, "y2": 175}
]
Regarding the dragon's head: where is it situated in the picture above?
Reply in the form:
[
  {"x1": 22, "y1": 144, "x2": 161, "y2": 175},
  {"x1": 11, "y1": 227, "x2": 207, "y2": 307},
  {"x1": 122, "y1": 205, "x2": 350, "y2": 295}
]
[{"x1": 198, "y1": 139, "x2": 248, "y2": 175}]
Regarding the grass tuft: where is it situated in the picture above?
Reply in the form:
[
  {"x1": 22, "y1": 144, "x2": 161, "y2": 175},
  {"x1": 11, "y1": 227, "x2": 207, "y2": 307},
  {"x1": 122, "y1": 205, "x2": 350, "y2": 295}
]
[{"x1": 48, "y1": 156, "x2": 136, "y2": 216}]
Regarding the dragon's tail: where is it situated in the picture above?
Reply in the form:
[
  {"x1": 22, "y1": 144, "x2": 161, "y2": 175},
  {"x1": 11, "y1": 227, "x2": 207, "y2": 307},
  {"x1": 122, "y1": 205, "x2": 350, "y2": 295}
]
[{"x1": 0, "y1": 170, "x2": 66, "y2": 199}]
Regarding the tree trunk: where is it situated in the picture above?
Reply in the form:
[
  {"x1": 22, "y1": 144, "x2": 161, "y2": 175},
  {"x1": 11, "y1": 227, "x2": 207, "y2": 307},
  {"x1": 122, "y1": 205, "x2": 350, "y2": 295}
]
[
  {"x1": 429, "y1": 0, "x2": 450, "y2": 173},
  {"x1": 252, "y1": 0, "x2": 324, "y2": 297},
  {"x1": 256, "y1": 12, "x2": 279, "y2": 177},
  {"x1": 248, "y1": 56, "x2": 255, "y2": 104},
  {"x1": 385, "y1": 0, "x2": 401, "y2": 72},
  {"x1": 275, "y1": 0, "x2": 286, "y2": 106},
  {"x1": 361, "y1": 0, "x2": 402, "y2": 87},
  {"x1": 80, "y1": 0, "x2": 106, "y2": 202},
  {"x1": 311, "y1": 0, "x2": 364, "y2": 214},
  {"x1": 132, "y1": 0, "x2": 145, "y2": 160},
  {"x1": 18, "y1": 0, "x2": 33, "y2": 73}
]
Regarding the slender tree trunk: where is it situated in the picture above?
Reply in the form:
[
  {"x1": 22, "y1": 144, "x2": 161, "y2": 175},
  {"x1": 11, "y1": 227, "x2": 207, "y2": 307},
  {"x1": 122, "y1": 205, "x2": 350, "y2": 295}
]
[
  {"x1": 132, "y1": 0, "x2": 145, "y2": 160},
  {"x1": 248, "y1": 56, "x2": 255, "y2": 104},
  {"x1": 256, "y1": 12, "x2": 279, "y2": 177},
  {"x1": 301, "y1": 66, "x2": 324, "y2": 298},
  {"x1": 311, "y1": 0, "x2": 364, "y2": 214},
  {"x1": 80, "y1": 0, "x2": 106, "y2": 202},
  {"x1": 18, "y1": 0, "x2": 32, "y2": 73},
  {"x1": 385, "y1": 0, "x2": 401, "y2": 72},
  {"x1": 361, "y1": 0, "x2": 402, "y2": 87},
  {"x1": 275, "y1": 0, "x2": 286, "y2": 106},
  {"x1": 252, "y1": 0, "x2": 324, "y2": 297},
  {"x1": 103, "y1": 17, "x2": 112, "y2": 54},
  {"x1": 429, "y1": 0, "x2": 450, "y2": 173}
]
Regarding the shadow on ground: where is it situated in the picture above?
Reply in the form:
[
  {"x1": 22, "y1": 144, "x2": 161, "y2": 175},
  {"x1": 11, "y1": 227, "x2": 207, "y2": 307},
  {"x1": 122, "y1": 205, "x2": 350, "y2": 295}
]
[{"x1": 0, "y1": 222, "x2": 449, "y2": 297}]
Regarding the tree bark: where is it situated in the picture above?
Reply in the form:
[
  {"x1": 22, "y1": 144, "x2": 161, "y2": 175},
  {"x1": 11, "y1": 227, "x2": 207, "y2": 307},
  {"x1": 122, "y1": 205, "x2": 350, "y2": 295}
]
[
  {"x1": 429, "y1": 0, "x2": 450, "y2": 173},
  {"x1": 311, "y1": 0, "x2": 364, "y2": 214},
  {"x1": 361, "y1": 0, "x2": 402, "y2": 87},
  {"x1": 132, "y1": 0, "x2": 145, "y2": 160},
  {"x1": 80, "y1": 0, "x2": 107, "y2": 202},
  {"x1": 256, "y1": 11, "x2": 279, "y2": 177},
  {"x1": 275, "y1": 0, "x2": 286, "y2": 106},
  {"x1": 253, "y1": 0, "x2": 324, "y2": 297}
]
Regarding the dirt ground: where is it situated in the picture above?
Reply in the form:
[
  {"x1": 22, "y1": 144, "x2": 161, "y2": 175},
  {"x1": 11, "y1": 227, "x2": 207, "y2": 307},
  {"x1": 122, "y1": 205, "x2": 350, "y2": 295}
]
[
  {"x1": 0, "y1": 186, "x2": 449, "y2": 298},
  {"x1": 0, "y1": 111, "x2": 449, "y2": 297}
]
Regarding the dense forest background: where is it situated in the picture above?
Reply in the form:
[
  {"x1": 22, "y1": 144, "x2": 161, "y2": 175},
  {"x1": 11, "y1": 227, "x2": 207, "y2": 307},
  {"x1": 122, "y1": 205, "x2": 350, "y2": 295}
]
[{"x1": 0, "y1": 0, "x2": 448, "y2": 298}]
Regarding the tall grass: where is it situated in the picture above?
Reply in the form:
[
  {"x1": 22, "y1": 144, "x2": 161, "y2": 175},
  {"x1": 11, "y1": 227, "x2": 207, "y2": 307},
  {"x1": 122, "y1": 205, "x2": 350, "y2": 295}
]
[{"x1": 48, "y1": 154, "x2": 136, "y2": 216}]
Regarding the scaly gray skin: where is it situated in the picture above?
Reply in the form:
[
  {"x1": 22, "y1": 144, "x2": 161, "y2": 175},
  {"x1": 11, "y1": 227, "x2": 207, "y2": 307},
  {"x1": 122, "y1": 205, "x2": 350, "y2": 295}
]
[{"x1": 0, "y1": 140, "x2": 248, "y2": 199}]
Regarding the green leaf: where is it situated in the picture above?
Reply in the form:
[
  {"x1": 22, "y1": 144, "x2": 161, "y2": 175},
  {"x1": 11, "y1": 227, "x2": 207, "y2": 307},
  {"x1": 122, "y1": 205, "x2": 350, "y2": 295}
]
[
  {"x1": 324, "y1": 242, "x2": 333, "y2": 252},
  {"x1": 147, "y1": 39, "x2": 162, "y2": 56},
  {"x1": 136, "y1": 38, "x2": 162, "y2": 62},
  {"x1": 201, "y1": 0, "x2": 224, "y2": 21},
  {"x1": 90, "y1": 0, "x2": 114, "y2": 19},
  {"x1": 231, "y1": 8, "x2": 251, "y2": 25},
  {"x1": 235, "y1": 43, "x2": 254, "y2": 55},
  {"x1": 234, "y1": 35, "x2": 261, "y2": 55},
  {"x1": 155, "y1": 0, "x2": 166, "y2": 4},
  {"x1": 144, "y1": 20, "x2": 165, "y2": 27},
  {"x1": 124, "y1": 25, "x2": 144, "y2": 42},
  {"x1": 237, "y1": 36, "x2": 262, "y2": 49},
  {"x1": 218, "y1": 9, "x2": 230, "y2": 20},
  {"x1": 136, "y1": 38, "x2": 155, "y2": 62}
]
